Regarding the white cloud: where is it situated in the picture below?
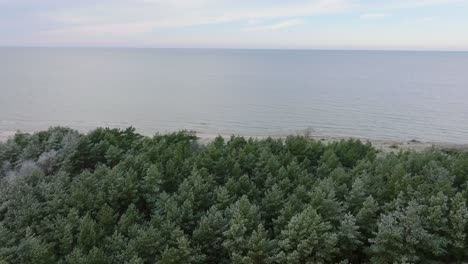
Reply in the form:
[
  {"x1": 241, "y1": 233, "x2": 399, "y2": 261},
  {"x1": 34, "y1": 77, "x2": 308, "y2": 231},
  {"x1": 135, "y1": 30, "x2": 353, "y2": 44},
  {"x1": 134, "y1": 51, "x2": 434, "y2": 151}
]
[
  {"x1": 360, "y1": 13, "x2": 392, "y2": 20},
  {"x1": 41, "y1": 0, "x2": 351, "y2": 37},
  {"x1": 381, "y1": 0, "x2": 463, "y2": 10},
  {"x1": 41, "y1": 0, "x2": 462, "y2": 38},
  {"x1": 271, "y1": 19, "x2": 305, "y2": 29},
  {"x1": 244, "y1": 19, "x2": 305, "y2": 31},
  {"x1": 42, "y1": 22, "x2": 156, "y2": 36},
  {"x1": 10, "y1": 0, "x2": 467, "y2": 48}
]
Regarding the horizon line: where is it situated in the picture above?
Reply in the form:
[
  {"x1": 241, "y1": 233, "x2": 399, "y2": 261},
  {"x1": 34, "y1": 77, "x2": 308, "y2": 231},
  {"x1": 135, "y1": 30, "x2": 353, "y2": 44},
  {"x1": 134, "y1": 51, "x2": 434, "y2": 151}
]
[{"x1": 1, "y1": 45, "x2": 468, "y2": 53}]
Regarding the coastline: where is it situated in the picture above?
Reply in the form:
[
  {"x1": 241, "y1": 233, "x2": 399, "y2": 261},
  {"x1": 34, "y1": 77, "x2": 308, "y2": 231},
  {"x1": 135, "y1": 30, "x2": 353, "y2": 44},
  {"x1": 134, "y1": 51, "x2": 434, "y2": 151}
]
[
  {"x1": 193, "y1": 132, "x2": 468, "y2": 153},
  {"x1": 2, "y1": 129, "x2": 468, "y2": 153}
]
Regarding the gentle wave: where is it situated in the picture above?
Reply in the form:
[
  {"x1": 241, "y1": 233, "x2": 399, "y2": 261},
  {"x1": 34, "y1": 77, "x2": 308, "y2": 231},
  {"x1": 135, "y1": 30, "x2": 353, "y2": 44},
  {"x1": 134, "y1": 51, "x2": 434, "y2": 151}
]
[{"x1": 1, "y1": 48, "x2": 468, "y2": 143}]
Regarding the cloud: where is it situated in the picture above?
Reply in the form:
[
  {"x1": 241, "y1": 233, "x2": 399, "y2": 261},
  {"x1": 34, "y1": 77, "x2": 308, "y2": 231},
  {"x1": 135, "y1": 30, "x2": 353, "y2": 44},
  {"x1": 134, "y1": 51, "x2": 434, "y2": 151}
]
[
  {"x1": 3, "y1": 0, "x2": 467, "y2": 48},
  {"x1": 271, "y1": 19, "x2": 305, "y2": 29},
  {"x1": 42, "y1": 22, "x2": 156, "y2": 36},
  {"x1": 244, "y1": 19, "x2": 305, "y2": 31},
  {"x1": 40, "y1": 0, "x2": 351, "y2": 37},
  {"x1": 40, "y1": 0, "x2": 461, "y2": 38},
  {"x1": 360, "y1": 13, "x2": 392, "y2": 20},
  {"x1": 381, "y1": 0, "x2": 463, "y2": 10}
]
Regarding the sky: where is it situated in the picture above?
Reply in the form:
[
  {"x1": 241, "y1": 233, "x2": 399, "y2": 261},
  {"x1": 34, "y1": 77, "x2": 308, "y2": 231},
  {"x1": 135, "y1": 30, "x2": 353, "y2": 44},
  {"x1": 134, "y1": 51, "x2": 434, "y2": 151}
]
[{"x1": 1, "y1": 0, "x2": 468, "y2": 50}]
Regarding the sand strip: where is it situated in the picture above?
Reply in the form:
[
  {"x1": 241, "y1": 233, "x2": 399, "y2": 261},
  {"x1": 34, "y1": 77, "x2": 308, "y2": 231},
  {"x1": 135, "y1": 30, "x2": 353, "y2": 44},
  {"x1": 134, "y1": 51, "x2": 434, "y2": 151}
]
[{"x1": 1, "y1": 129, "x2": 467, "y2": 153}]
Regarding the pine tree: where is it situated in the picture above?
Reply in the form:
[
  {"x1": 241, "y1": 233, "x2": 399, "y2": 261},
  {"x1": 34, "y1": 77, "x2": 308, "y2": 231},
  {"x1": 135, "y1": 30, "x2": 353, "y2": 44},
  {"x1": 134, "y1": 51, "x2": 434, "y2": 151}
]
[
  {"x1": 346, "y1": 177, "x2": 367, "y2": 214},
  {"x1": 160, "y1": 236, "x2": 200, "y2": 264},
  {"x1": 1, "y1": 128, "x2": 468, "y2": 263},
  {"x1": 369, "y1": 201, "x2": 432, "y2": 263},
  {"x1": 278, "y1": 206, "x2": 338, "y2": 263},
  {"x1": 337, "y1": 213, "x2": 362, "y2": 259},
  {"x1": 448, "y1": 192, "x2": 468, "y2": 260},
  {"x1": 245, "y1": 224, "x2": 277, "y2": 264},
  {"x1": 317, "y1": 149, "x2": 341, "y2": 178},
  {"x1": 193, "y1": 207, "x2": 229, "y2": 263},
  {"x1": 78, "y1": 214, "x2": 100, "y2": 252},
  {"x1": 97, "y1": 203, "x2": 116, "y2": 235},
  {"x1": 17, "y1": 229, "x2": 55, "y2": 264},
  {"x1": 261, "y1": 184, "x2": 284, "y2": 231},
  {"x1": 223, "y1": 196, "x2": 261, "y2": 262},
  {"x1": 356, "y1": 195, "x2": 379, "y2": 240}
]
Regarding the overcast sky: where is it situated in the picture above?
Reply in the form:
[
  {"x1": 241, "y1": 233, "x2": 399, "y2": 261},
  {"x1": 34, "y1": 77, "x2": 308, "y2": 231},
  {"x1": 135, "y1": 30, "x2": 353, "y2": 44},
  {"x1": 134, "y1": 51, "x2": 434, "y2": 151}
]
[{"x1": 1, "y1": 0, "x2": 467, "y2": 50}]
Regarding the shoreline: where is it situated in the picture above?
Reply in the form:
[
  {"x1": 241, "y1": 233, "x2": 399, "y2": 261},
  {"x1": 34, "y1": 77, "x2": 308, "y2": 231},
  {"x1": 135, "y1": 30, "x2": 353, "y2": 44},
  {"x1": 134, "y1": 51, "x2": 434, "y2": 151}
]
[
  {"x1": 2, "y1": 129, "x2": 468, "y2": 153},
  {"x1": 196, "y1": 132, "x2": 468, "y2": 153}
]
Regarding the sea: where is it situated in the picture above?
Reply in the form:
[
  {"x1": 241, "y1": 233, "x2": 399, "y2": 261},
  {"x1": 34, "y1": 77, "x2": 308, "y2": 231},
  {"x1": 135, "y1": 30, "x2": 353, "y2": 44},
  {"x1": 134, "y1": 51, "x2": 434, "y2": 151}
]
[{"x1": 1, "y1": 47, "x2": 468, "y2": 143}]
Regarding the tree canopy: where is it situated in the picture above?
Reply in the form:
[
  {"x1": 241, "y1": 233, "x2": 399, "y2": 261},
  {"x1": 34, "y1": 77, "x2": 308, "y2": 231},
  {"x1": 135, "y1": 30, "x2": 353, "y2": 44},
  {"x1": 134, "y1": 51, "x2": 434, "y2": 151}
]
[{"x1": 0, "y1": 127, "x2": 467, "y2": 263}]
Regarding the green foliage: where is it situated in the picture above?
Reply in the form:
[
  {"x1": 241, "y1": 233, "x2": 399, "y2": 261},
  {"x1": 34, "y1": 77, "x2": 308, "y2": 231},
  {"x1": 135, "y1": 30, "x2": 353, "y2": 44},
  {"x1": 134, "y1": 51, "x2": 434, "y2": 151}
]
[
  {"x1": 278, "y1": 206, "x2": 338, "y2": 263},
  {"x1": 0, "y1": 128, "x2": 467, "y2": 263}
]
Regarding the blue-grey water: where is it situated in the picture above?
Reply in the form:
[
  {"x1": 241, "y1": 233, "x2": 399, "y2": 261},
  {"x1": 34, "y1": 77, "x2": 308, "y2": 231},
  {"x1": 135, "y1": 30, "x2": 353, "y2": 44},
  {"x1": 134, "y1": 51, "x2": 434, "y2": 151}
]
[{"x1": 1, "y1": 47, "x2": 468, "y2": 143}]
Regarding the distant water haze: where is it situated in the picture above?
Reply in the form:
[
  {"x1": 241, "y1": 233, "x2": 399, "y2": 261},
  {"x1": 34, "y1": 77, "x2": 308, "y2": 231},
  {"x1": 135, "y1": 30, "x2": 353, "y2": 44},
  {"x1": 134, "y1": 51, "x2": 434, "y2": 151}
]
[{"x1": 1, "y1": 47, "x2": 468, "y2": 143}]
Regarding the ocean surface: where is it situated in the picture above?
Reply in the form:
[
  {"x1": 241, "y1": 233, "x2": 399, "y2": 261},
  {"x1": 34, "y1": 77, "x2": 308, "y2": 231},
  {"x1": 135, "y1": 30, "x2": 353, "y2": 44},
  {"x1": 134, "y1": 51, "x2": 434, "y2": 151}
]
[{"x1": 1, "y1": 47, "x2": 468, "y2": 143}]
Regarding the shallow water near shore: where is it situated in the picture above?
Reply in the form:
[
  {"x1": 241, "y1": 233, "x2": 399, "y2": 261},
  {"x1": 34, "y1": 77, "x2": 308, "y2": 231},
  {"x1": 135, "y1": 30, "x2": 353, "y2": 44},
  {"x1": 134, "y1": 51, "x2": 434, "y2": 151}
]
[{"x1": 1, "y1": 47, "x2": 468, "y2": 143}]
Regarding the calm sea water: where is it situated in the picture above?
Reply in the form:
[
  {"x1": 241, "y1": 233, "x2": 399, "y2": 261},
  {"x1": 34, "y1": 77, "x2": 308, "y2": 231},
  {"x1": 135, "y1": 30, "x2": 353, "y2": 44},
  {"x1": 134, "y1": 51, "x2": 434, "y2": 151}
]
[{"x1": 1, "y1": 47, "x2": 468, "y2": 143}]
